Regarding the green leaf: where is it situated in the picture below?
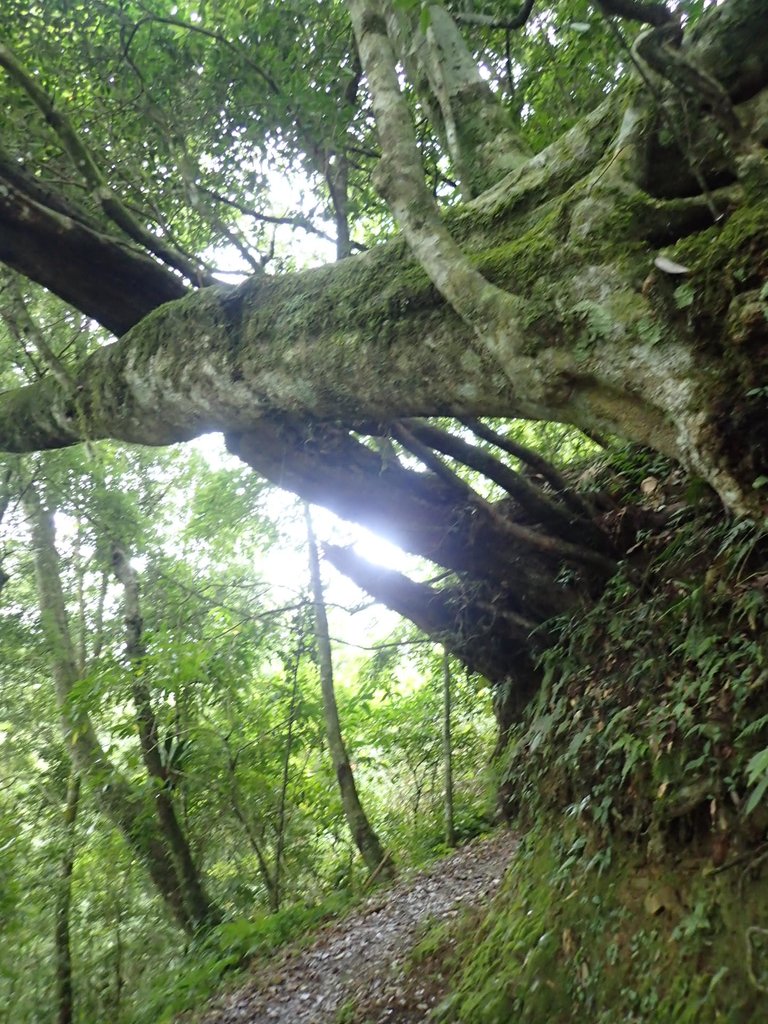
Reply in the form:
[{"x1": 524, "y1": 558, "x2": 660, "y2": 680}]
[
  {"x1": 673, "y1": 283, "x2": 695, "y2": 309},
  {"x1": 747, "y1": 746, "x2": 768, "y2": 782},
  {"x1": 745, "y1": 774, "x2": 768, "y2": 816}
]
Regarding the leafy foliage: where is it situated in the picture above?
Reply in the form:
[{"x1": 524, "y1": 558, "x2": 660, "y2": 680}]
[
  {"x1": 431, "y1": 821, "x2": 768, "y2": 1023},
  {"x1": 400, "y1": 453, "x2": 768, "y2": 1024},
  {"x1": 0, "y1": 0, "x2": 766, "y2": 1021},
  {"x1": 0, "y1": 438, "x2": 495, "y2": 1021},
  {"x1": 503, "y1": 504, "x2": 768, "y2": 852}
]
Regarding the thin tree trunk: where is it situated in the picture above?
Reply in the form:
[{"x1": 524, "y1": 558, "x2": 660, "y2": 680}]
[
  {"x1": 222, "y1": 740, "x2": 279, "y2": 910},
  {"x1": 328, "y1": 156, "x2": 351, "y2": 261},
  {"x1": 55, "y1": 771, "x2": 80, "y2": 1024},
  {"x1": 23, "y1": 482, "x2": 194, "y2": 933},
  {"x1": 110, "y1": 542, "x2": 222, "y2": 930},
  {"x1": 442, "y1": 649, "x2": 455, "y2": 848},
  {"x1": 73, "y1": 525, "x2": 88, "y2": 674},
  {"x1": 304, "y1": 505, "x2": 394, "y2": 881},
  {"x1": 273, "y1": 642, "x2": 302, "y2": 911},
  {"x1": 113, "y1": 896, "x2": 123, "y2": 1017}
]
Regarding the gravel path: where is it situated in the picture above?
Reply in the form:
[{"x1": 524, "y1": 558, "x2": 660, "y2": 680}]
[{"x1": 198, "y1": 829, "x2": 517, "y2": 1024}]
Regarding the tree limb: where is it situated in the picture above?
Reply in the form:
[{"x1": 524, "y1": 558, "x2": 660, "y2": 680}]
[
  {"x1": 0, "y1": 39, "x2": 213, "y2": 284},
  {"x1": 346, "y1": 0, "x2": 526, "y2": 364}
]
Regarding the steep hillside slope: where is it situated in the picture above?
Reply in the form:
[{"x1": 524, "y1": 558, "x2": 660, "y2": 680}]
[{"x1": 419, "y1": 493, "x2": 768, "y2": 1022}]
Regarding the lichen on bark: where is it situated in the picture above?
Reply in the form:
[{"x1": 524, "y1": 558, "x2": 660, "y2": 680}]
[{"x1": 0, "y1": 0, "x2": 766, "y2": 514}]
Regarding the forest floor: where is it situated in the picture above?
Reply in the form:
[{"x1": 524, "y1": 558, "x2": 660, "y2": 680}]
[{"x1": 195, "y1": 828, "x2": 517, "y2": 1024}]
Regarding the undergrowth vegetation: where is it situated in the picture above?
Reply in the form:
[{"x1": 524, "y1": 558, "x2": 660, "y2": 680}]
[
  {"x1": 510, "y1": 509, "x2": 768, "y2": 856},
  {"x1": 149, "y1": 895, "x2": 352, "y2": 1024},
  {"x1": 432, "y1": 823, "x2": 768, "y2": 1023},
  {"x1": 421, "y1": 453, "x2": 768, "y2": 1022}
]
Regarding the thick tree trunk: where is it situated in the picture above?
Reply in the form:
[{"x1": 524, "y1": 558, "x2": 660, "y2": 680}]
[
  {"x1": 305, "y1": 506, "x2": 394, "y2": 881},
  {"x1": 0, "y1": 2, "x2": 763, "y2": 515}
]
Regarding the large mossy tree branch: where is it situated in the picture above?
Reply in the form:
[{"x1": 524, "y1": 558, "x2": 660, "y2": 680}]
[
  {"x1": 346, "y1": 0, "x2": 527, "y2": 363},
  {"x1": 0, "y1": 141, "x2": 696, "y2": 458},
  {"x1": 0, "y1": 168, "x2": 757, "y2": 505},
  {"x1": 0, "y1": 0, "x2": 766, "y2": 514}
]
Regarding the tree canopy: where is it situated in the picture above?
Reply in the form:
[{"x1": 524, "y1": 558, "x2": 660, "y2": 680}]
[{"x1": 2, "y1": 1, "x2": 768, "y2": 1019}]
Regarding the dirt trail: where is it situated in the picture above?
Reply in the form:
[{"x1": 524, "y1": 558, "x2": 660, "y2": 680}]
[{"x1": 198, "y1": 829, "x2": 517, "y2": 1024}]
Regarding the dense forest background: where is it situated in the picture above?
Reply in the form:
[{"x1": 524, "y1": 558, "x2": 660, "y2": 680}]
[
  {"x1": 0, "y1": 431, "x2": 502, "y2": 1020},
  {"x1": 1, "y1": 0, "x2": 768, "y2": 1020}
]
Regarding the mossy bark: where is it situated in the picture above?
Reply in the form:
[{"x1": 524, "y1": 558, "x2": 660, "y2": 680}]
[
  {"x1": 0, "y1": 6, "x2": 766, "y2": 503},
  {"x1": 1, "y1": 127, "x2": 766, "y2": 515}
]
